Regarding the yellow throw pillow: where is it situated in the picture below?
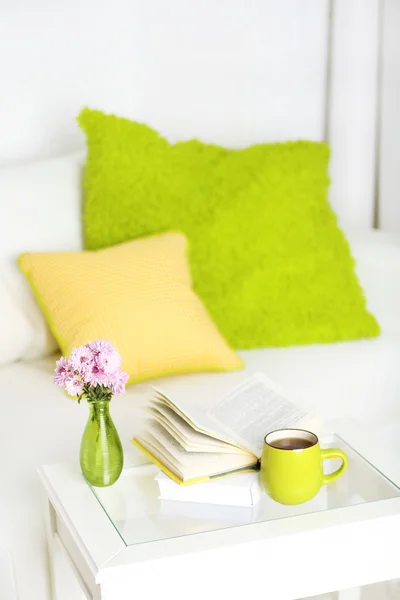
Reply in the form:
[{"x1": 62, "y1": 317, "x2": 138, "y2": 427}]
[{"x1": 19, "y1": 232, "x2": 243, "y2": 383}]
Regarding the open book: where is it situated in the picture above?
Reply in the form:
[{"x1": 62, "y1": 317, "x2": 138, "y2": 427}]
[{"x1": 132, "y1": 373, "x2": 321, "y2": 485}]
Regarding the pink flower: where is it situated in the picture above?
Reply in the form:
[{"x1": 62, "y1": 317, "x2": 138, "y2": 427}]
[
  {"x1": 85, "y1": 363, "x2": 109, "y2": 387},
  {"x1": 53, "y1": 341, "x2": 128, "y2": 400},
  {"x1": 97, "y1": 349, "x2": 122, "y2": 374},
  {"x1": 53, "y1": 357, "x2": 74, "y2": 387},
  {"x1": 65, "y1": 375, "x2": 84, "y2": 397},
  {"x1": 87, "y1": 340, "x2": 115, "y2": 358},
  {"x1": 110, "y1": 370, "x2": 129, "y2": 395},
  {"x1": 86, "y1": 340, "x2": 122, "y2": 379},
  {"x1": 70, "y1": 345, "x2": 93, "y2": 375}
]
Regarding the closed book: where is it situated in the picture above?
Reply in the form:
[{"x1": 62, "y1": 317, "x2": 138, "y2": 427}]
[{"x1": 155, "y1": 470, "x2": 261, "y2": 507}]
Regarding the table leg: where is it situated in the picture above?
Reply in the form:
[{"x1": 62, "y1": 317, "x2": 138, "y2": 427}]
[
  {"x1": 42, "y1": 492, "x2": 58, "y2": 600},
  {"x1": 0, "y1": 549, "x2": 18, "y2": 600},
  {"x1": 42, "y1": 491, "x2": 91, "y2": 600}
]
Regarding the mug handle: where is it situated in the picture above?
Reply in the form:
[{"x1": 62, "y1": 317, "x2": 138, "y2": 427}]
[{"x1": 321, "y1": 448, "x2": 348, "y2": 485}]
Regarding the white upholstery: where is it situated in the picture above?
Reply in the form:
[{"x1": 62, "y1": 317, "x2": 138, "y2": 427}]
[{"x1": 0, "y1": 282, "x2": 32, "y2": 364}]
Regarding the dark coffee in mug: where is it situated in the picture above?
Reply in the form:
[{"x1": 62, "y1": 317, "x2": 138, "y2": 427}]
[{"x1": 269, "y1": 437, "x2": 315, "y2": 450}]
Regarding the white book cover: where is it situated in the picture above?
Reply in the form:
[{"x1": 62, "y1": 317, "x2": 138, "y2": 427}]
[{"x1": 155, "y1": 470, "x2": 261, "y2": 507}]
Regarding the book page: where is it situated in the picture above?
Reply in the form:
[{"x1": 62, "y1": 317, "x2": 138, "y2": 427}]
[
  {"x1": 149, "y1": 402, "x2": 243, "y2": 450},
  {"x1": 145, "y1": 421, "x2": 242, "y2": 466},
  {"x1": 151, "y1": 389, "x2": 247, "y2": 450},
  {"x1": 141, "y1": 423, "x2": 221, "y2": 466},
  {"x1": 207, "y1": 373, "x2": 309, "y2": 457},
  {"x1": 136, "y1": 423, "x2": 257, "y2": 480},
  {"x1": 147, "y1": 405, "x2": 246, "y2": 454}
]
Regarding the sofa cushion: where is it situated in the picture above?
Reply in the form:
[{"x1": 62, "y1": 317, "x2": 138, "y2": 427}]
[
  {"x1": 19, "y1": 232, "x2": 243, "y2": 383},
  {"x1": 0, "y1": 280, "x2": 32, "y2": 364},
  {"x1": 0, "y1": 152, "x2": 84, "y2": 363},
  {"x1": 79, "y1": 108, "x2": 379, "y2": 350}
]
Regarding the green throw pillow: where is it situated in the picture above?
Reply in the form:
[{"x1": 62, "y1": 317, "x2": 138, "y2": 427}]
[{"x1": 79, "y1": 108, "x2": 380, "y2": 348}]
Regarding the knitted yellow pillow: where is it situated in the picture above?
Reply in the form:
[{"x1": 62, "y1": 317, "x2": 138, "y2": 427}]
[{"x1": 18, "y1": 232, "x2": 243, "y2": 383}]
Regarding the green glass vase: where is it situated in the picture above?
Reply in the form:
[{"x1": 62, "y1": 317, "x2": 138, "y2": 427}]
[{"x1": 80, "y1": 399, "x2": 124, "y2": 487}]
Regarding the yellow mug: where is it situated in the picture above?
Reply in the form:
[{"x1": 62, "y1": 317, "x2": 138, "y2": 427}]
[{"x1": 260, "y1": 428, "x2": 348, "y2": 505}]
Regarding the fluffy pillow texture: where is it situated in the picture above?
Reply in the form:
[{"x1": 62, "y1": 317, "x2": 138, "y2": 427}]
[
  {"x1": 18, "y1": 232, "x2": 243, "y2": 383},
  {"x1": 79, "y1": 108, "x2": 380, "y2": 348}
]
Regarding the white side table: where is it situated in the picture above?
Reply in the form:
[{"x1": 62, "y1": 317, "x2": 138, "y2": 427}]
[{"x1": 39, "y1": 428, "x2": 400, "y2": 600}]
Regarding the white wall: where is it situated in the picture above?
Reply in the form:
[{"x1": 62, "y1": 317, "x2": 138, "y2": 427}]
[
  {"x1": 379, "y1": 0, "x2": 400, "y2": 233},
  {"x1": 0, "y1": 0, "x2": 385, "y2": 230},
  {"x1": 328, "y1": 0, "x2": 381, "y2": 229},
  {"x1": 0, "y1": 0, "x2": 328, "y2": 166}
]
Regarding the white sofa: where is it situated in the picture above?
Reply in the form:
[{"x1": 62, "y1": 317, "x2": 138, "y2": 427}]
[{"x1": 2, "y1": 153, "x2": 400, "y2": 600}]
